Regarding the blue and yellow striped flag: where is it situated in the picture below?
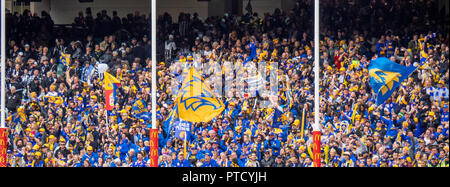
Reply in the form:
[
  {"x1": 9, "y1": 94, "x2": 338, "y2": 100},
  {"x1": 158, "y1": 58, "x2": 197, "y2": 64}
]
[{"x1": 369, "y1": 57, "x2": 418, "y2": 106}]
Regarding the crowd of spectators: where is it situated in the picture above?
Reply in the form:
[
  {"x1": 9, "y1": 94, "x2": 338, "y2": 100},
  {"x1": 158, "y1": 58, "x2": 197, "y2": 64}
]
[{"x1": 2, "y1": 0, "x2": 449, "y2": 167}]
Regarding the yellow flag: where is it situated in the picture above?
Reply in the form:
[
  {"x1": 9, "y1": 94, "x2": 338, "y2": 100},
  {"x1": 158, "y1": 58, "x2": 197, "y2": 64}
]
[
  {"x1": 300, "y1": 108, "x2": 306, "y2": 139},
  {"x1": 103, "y1": 72, "x2": 121, "y2": 90},
  {"x1": 351, "y1": 103, "x2": 358, "y2": 123},
  {"x1": 175, "y1": 66, "x2": 225, "y2": 123},
  {"x1": 44, "y1": 96, "x2": 64, "y2": 105}
]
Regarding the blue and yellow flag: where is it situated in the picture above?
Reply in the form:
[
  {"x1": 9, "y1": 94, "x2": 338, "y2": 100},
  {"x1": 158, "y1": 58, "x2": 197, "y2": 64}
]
[
  {"x1": 285, "y1": 82, "x2": 294, "y2": 109},
  {"x1": 419, "y1": 33, "x2": 437, "y2": 64},
  {"x1": 369, "y1": 57, "x2": 418, "y2": 106},
  {"x1": 59, "y1": 52, "x2": 71, "y2": 68},
  {"x1": 174, "y1": 119, "x2": 191, "y2": 141},
  {"x1": 43, "y1": 96, "x2": 64, "y2": 105},
  {"x1": 132, "y1": 99, "x2": 150, "y2": 121},
  {"x1": 163, "y1": 101, "x2": 179, "y2": 140},
  {"x1": 175, "y1": 66, "x2": 225, "y2": 123},
  {"x1": 7, "y1": 107, "x2": 27, "y2": 125},
  {"x1": 273, "y1": 108, "x2": 288, "y2": 128},
  {"x1": 7, "y1": 112, "x2": 26, "y2": 125}
]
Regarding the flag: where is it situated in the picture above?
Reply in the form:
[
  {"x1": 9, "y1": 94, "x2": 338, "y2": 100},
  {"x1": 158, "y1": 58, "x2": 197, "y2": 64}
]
[
  {"x1": 419, "y1": 33, "x2": 437, "y2": 64},
  {"x1": 7, "y1": 107, "x2": 27, "y2": 125},
  {"x1": 175, "y1": 66, "x2": 225, "y2": 123},
  {"x1": 174, "y1": 119, "x2": 191, "y2": 159},
  {"x1": 300, "y1": 108, "x2": 306, "y2": 139},
  {"x1": 245, "y1": 0, "x2": 253, "y2": 13},
  {"x1": 164, "y1": 102, "x2": 179, "y2": 137},
  {"x1": 132, "y1": 99, "x2": 150, "y2": 121},
  {"x1": 249, "y1": 41, "x2": 257, "y2": 60},
  {"x1": 286, "y1": 82, "x2": 294, "y2": 109},
  {"x1": 59, "y1": 52, "x2": 71, "y2": 68},
  {"x1": 43, "y1": 96, "x2": 64, "y2": 105},
  {"x1": 174, "y1": 119, "x2": 191, "y2": 141},
  {"x1": 272, "y1": 108, "x2": 288, "y2": 128},
  {"x1": 368, "y1": 57, "x2": 418, "y2": 106},
  {"x1": 104, "y1": 72, "x2": 121, "y2": 111},
  {"x1": 351, "y1": 103, "x2": 358, "y2": 124}
]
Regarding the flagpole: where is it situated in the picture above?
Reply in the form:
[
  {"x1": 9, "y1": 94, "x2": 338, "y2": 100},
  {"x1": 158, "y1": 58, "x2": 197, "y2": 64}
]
[
  {"x1": 312, "y1": 0, "x2": 321, "y2": 167},
  {"x1": 1, "y1": 0, "x2": 6, "y2": 128},
  {"x1": 1, "y1": 0, "x2": 8, "y2": 167},
  {"x1": 149, "y1": 0, "x2": 159, "y2": 167},
  {"x1": 105, "y1": 110, "x2": 110, "y2": 137}
]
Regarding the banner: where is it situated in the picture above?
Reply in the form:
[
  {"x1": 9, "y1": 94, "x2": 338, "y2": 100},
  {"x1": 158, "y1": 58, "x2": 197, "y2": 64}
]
[
  {"x1": 149, "y1": 128, "x2": 158, "y2": 167},
  {"x1": 174, "y1": 119, "x2": 191, "y2": 141},
  {"x1": 0, "y1": 128, "x2": 7, "y2": 167},
  {"x1": 312, "y1": 131, "x2": 321, "y2": 167}
]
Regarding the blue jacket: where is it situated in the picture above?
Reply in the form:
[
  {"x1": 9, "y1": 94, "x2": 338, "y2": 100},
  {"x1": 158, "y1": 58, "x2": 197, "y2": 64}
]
[
  {"x1": 173, "y1": 159, "x2": 190, "y2": 167},
  {"x1": 202, "y1": 159, "x2": 218, "y2": 167},
  {"x1": 81, "y1": 152, "x2": 99, "y2": 166},
  {"x1": 264, "y1": 139, "x2": 281, "y2": 156}
]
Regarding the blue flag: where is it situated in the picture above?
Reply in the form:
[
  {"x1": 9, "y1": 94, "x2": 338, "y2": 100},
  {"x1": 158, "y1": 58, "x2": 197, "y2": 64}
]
[
  {"x1": 174, "y1": 119, "x2": 191, "y2": 141},
  {"x1": 249, "y1": 42, "x2": 257, "y2": 60},
  {"x1": 369, "y1": 57, "x2": 418, "y2": 106},
  {"x1": 272, "y1": 108, "x2": 287, "y2": 128},
  {"x1": 132, "y1": 99, "x2": 150, "y2": 121},
  {"x1": 163, "y1": 100, "x2": 180, "y2": 140}
]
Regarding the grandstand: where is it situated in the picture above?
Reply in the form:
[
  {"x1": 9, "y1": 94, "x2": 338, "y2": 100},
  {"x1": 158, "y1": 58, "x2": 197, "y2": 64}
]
[{"x1": 0, "y1": 0, "x2": 449, "y2": 168}]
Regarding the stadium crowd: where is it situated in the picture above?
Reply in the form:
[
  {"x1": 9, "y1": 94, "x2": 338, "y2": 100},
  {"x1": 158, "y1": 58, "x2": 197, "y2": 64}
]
[{"x1": 2, "y1": 0, "x2": 449, "y2": 167}]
